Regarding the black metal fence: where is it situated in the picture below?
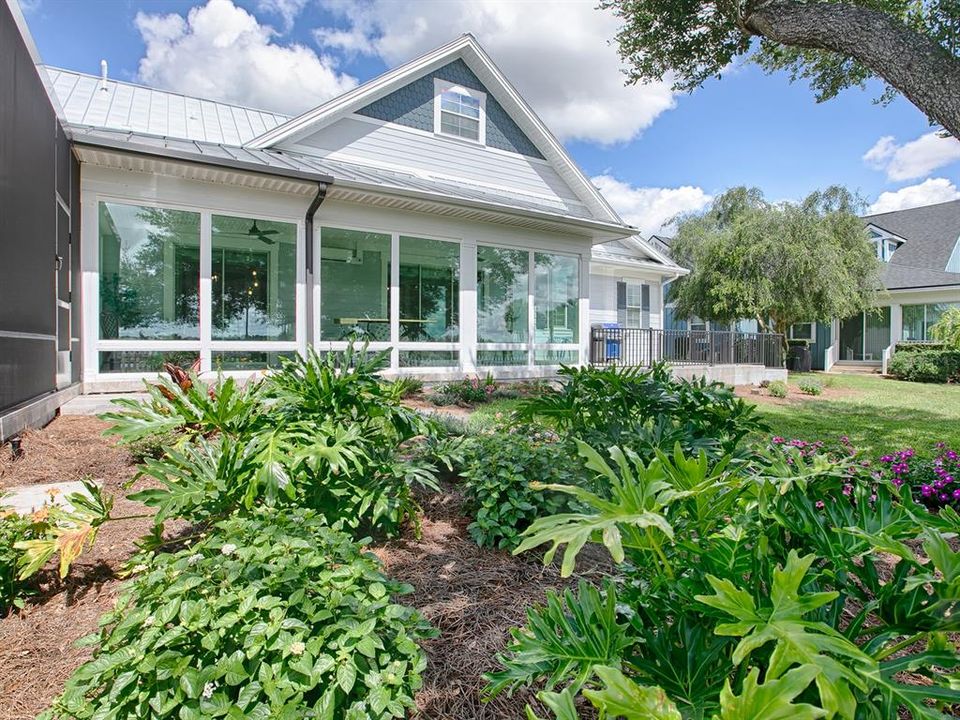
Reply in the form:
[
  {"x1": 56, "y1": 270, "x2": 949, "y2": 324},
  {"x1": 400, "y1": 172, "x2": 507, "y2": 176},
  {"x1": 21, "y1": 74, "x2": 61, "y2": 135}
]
[{"x1": 590, "y1": 327, "x2": 784, "y2": 369}]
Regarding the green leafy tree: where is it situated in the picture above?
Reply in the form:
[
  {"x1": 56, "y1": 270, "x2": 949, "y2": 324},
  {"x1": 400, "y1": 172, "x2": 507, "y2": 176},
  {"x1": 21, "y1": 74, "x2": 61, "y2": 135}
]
[
  {"x1": 667, "y1": 186, "x2": 881, "y2": 352},
  {"x1": 930, "y1": 306, "x2": 960, "y2": 349},
  {"x1": 600, "y1": 0, "x2": 960, "y2": 138}
]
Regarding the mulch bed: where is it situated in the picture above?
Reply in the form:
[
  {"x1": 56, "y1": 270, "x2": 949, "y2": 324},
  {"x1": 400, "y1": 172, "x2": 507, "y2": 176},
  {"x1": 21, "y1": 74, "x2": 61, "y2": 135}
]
[
  {"x1": 0, "y1": 416, "x2": 600, "y2": 720},
  {"x1": 735, "y1": 381, "x2": 859, "y2": 406}
]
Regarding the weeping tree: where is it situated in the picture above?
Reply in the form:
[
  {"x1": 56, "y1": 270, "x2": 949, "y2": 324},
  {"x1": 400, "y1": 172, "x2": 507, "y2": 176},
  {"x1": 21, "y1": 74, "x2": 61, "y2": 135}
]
[
  {"x1": 668, "y1": 186, "x2": 882, "y2": 352},
  {"x1": 600, "y1": 0, "x2": 960, "y2": 138}
]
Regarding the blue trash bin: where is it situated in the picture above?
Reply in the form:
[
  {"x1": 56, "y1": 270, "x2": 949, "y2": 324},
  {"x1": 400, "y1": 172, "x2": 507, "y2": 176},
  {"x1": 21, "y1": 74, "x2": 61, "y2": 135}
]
[{"x1": 602, "y1": 323, "x2": 621, "y2": 360}]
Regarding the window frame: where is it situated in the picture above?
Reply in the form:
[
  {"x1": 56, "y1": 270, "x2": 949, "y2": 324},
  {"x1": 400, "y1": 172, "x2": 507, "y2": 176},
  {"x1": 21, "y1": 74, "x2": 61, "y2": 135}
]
[
  {"x1": 91, "y1": 196, "x2": 304, "y2": 378},
  {"x1": 433, "y1": 78, "x2": 486, "y2": 145},
  {"x1": 789, "y1": 322, "x2": 816, "y2": 341}
]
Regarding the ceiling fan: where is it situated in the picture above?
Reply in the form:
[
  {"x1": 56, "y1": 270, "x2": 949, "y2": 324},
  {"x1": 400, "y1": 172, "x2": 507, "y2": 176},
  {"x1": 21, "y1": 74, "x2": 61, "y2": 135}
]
[{"x1": 247, "y1": 219, "x2": 278, "y2": 245}]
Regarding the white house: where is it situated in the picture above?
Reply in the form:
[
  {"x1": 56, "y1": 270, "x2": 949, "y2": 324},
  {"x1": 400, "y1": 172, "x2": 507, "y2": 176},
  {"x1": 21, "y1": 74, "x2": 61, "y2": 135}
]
[
  {"x1": 40, "y1": 33, "x2": 707, "y2": 389},
  {"x1": 2, "y1": 2, "x2": 787, "y2": 441}
]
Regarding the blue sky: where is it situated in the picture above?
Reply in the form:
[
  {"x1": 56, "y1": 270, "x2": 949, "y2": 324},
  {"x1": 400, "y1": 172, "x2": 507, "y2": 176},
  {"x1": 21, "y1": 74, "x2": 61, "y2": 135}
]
[{"x1": 21, "y1": 0, "x2": 960, "y2": 234}]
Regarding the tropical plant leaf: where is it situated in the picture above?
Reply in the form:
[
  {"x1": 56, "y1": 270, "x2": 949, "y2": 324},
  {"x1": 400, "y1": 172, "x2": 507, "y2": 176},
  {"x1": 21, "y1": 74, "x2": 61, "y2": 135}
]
[
  {"x1": 582, "y1": 665, "x2": 682, "y2": 719},
  {"x1": 714, "y1": 665, "x2": 826, "y2": 720},
  {"x1": 696, "y1": 551, "x2": 872, "y2": 719},
  {"x1": 486, "y1": 581, "x2": 632, "y2": 698}
]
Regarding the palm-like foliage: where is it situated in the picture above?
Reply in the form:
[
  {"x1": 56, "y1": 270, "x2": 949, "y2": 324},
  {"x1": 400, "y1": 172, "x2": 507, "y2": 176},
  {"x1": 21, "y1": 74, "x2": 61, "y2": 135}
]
[{"x1": 102, "y1": 373, "x2": 266, "y2": 442}]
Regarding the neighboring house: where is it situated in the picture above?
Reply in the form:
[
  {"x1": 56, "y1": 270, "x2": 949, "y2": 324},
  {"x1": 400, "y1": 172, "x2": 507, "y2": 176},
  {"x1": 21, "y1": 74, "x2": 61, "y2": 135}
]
[
  {"x1": 824, "y1": 200, "x2": 960, "y2": 373},
  {"x1": 657, "y1": 202, "x2": 960, "y2": 372}
]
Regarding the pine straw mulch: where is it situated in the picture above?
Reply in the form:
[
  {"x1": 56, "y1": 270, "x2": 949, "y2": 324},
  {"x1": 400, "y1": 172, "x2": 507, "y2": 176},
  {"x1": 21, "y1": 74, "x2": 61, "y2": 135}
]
[
  {"x1": 373, "y1": 487, "x2": 609, "y2": 720},
  {"x1": 0, "y1": 416, "x2": 605, "y2": 720},
  {"x1": 0, "y1": 416, "x2": 166, "y2": 720}
]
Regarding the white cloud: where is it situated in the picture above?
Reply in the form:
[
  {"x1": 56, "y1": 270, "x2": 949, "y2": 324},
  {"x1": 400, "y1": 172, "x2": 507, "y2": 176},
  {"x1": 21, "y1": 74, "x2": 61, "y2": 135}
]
[
  {"x1": 868, "y1": 178, "x2": 960, "y2": 214},
  {"x1": 592, "y1": 175, "x2": 712, "y2": 236},
  {"x1": 134, "y1": 0, "x2": 357, "y2": 116},
  {"x1": 863, "y1": 131, "x2": 960, "y2": 182},
  {"x1": 257, "y1": 0, "x2": 309, "y2": 32},
  {"x1": 315, "y1": 0, "x2": 677, "y2": 144}
]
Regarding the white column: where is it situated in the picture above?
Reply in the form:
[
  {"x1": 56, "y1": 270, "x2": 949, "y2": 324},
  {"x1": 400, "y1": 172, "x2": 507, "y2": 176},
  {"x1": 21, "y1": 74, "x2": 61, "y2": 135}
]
[
  {"x1": 199, "y1": 212, "x2": 212, "y2": 373},
  {"x1": 460, "y1": 239, "x2": 478, "y2": 374},
  {"x1": 578, "y1": 251, "x2": 590, "y2": 367},
  {"x1": 527, "y1": 251, "x2": 536, "y2": 369},
  {"x1": 310, "y1": 223, "x2": 321, "y2": 353},
  {"x1": 80, "y1": 190, "x2": 99, "y2": 383},
  {"x1": 390, "y1": 233, "x2": 400, "y2": 371},
  {"x1": 889, "y1": 303, "x2": 902, "y2": 348}
]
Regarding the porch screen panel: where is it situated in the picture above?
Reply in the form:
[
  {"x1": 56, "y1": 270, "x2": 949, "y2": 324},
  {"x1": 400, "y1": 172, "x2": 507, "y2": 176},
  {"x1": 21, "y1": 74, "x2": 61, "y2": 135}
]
[
  {"x1": 534, "y1": 252, "x2": 579, "y2": 343},
  {"x1": 839, "y1": 314, "x2": 865, "y2": 361},
  {"x1": 477, "y1": 246, "x2": 529, "y2": 343},
  {"x1": 99, "y1": 202, "x2": 200, "y2": 340},
  {"x1": 211, "y1": 215, "x2": 296, "y2": 341},
  {"x1": 399, "y1": 236, "x2": 460, "y2": 342},
  {"x1": 319, "y1": 227, "x2": 391, "y2": 341},
  {"x1": 864, "y1": 307, "x2": 891, "y2": 361}
]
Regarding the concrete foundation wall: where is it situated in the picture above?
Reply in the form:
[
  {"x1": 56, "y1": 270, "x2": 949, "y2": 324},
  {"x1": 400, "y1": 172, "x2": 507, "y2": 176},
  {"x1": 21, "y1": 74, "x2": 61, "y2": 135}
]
[{"x1": 670, "y1": 364, "x2": 787, "y2": 385}]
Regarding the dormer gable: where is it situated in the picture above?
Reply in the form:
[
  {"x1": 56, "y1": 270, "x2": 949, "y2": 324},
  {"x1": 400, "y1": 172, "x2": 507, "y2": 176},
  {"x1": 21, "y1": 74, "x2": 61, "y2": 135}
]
[{"x1": 247, "y1": 34, "x2": 620, "y2": 225}]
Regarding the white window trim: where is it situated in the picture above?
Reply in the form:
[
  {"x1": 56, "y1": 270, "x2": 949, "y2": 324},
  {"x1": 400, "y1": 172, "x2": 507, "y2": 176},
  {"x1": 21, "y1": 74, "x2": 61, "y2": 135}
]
[
  {"x1": 789, "y1": 322, "x2": 817, "y2": 341},
  {"x1": 89, "y1": 195, "x2": 305, "y2": 379},
  {"x1": 433, "y1": 78, "x2": 486, "y2": 146}
]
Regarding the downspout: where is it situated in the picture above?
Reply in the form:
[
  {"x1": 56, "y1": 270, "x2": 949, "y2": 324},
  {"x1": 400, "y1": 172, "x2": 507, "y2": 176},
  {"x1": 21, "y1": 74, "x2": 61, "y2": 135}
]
[{"x1": 304, "y1": 181, "x2": 329, "y2": 349}]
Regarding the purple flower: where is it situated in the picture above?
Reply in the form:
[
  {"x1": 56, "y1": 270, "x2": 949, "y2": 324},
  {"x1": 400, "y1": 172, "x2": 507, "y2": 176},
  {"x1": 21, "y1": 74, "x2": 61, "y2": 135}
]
[
  {"x1": 815, "y1": 500, "x2": 825, "y2": 509},
  {"x1": 922, "y1": 485, "x2": 934, "y2": 497},
  {"x1": 772, "y1": 436, "x2": 784, "y2": 444}
]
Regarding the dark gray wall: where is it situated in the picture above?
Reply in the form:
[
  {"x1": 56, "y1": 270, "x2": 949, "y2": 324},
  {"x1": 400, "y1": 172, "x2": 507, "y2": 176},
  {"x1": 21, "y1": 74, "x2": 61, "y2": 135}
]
[
  {"x1": 357, "y1": 59, "x2": 545, "y2": 159},
  {"x1": 0, "y1": 0, "x2": 78, "y2": 414}
]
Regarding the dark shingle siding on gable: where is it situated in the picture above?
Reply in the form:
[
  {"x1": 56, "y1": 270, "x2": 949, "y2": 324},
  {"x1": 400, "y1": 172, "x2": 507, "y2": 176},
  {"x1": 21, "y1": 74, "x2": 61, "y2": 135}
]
[{"x1": 356, "y1": 59, "x2": 544, "y2": 159}]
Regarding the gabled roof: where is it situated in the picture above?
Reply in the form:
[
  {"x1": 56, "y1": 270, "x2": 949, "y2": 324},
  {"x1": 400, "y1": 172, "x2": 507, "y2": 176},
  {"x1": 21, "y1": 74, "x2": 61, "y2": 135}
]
[
  {"x1": 864, "y1": 199, "x2": 960, "y2": 274},
  {"x1": 244, "y1": 34, "x2": 621, "y2": 224},
  {"x1": 591, "y1": 236, "x2": 688, "y2": 276},
  {"x1": 44, "y1": 66, "x2": 289, "y2": 146}
]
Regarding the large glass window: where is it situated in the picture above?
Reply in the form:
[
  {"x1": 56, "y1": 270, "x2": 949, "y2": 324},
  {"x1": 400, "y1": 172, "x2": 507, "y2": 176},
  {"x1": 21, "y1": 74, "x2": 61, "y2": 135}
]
[
  {"x1": 399, "y1": 236, "x2": 460, "y2": 342},
  {"x1": 535, "y1": 253, "x2": 579, "y2": 344},
  {"x1": 901, "y1": 302, "x2": 960, "y2": 341},
  {"x1": 902, "y1": 305, "x2": 926, "y2": 341},
  {"x1": 99, "y1": 202, "x2": 201, "y2": 340},
  {"x1": 211, "y1": 215, "x2": 296, "y2": 341},
  {"x1": 320, "y1": 227, "x2": 391, "y2": 341},
  {"x1": 477, "y1": 246, "x2": 528, "y2": 343}
]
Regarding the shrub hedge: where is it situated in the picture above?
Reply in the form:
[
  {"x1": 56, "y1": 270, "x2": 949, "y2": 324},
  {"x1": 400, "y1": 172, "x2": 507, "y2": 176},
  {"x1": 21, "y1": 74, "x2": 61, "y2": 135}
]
[{"x1": 888, "y1": 348, "x2": 960, "y2": 383}]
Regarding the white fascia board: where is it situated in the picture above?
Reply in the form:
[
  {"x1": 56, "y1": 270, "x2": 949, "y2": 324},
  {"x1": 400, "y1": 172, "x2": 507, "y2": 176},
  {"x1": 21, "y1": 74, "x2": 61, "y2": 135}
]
[
  {"x1": 865, "y1": 223, "x2": 909, "y2": 245},
  {"x1": 591, "y1": 253, "x2": 689, "y2": 277},
  {"x1": 329, "y1": 176, "x2": 634, "y2": 240},
  {"x1": 620, "y1": 234, "x2": 677, "y2": 267},
  {"x1": 246, "y1": 33, "x2": 621, "y2": 225}
]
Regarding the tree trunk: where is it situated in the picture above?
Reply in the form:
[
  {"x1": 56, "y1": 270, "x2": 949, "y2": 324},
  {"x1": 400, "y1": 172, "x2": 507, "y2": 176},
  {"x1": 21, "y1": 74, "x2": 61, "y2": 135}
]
[{"x1": 743, "y1": 1, "x2": 960, "y2": 138}]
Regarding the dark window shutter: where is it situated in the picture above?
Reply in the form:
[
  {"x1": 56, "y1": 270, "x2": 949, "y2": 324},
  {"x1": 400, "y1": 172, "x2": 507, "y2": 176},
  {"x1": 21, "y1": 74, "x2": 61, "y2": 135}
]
[
  {"x1": 641, "y1": 284, "x2": 650, "y2": 311},
  {"x1": 616, "y1": 281, "x2": 626, "y2": 326}
]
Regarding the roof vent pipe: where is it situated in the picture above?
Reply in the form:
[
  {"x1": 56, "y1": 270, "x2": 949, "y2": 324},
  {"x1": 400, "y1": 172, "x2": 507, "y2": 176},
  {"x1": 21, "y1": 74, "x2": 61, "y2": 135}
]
[{"x1": 99, "y1": 59, "x2": 108, "y2": 91}]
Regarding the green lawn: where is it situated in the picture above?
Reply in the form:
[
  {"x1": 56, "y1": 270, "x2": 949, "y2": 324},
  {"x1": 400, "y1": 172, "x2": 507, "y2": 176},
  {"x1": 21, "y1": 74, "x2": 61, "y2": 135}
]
[{"x1": 747, "y1": 373, "x2": 960, "y2": 456}]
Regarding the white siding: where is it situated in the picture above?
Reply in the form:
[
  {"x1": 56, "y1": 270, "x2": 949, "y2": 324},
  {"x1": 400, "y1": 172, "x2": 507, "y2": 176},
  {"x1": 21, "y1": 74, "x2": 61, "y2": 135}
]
[
  {"x1": 286, "y1": 115, "x2": 587, "y2": 211},
  {"x1": 588, "y1": 273, "x2": 663, "y2": 329}
]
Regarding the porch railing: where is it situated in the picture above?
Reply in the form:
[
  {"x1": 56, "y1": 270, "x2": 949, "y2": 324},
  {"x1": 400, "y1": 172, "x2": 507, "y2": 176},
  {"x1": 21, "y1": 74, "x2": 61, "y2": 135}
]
[{"x1": 589, "y1": 327, "x2": 784, "y2": 369}]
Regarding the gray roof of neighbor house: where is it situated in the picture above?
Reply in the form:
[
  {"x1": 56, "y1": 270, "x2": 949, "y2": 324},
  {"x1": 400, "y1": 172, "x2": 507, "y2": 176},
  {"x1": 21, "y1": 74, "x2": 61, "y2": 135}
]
[{"x1": 864, "y1": 199, "x2": 960, "y2": 290}]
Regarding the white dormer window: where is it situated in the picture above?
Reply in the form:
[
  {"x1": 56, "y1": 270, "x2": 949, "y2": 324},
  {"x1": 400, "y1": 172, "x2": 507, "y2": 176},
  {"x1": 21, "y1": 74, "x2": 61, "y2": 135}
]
[
  {"x1": 867, "y1": 227, "x2": 901, "y2": 262},
  {"x1": 434, "y1": 79, "x2": 485, "y2": 144}
]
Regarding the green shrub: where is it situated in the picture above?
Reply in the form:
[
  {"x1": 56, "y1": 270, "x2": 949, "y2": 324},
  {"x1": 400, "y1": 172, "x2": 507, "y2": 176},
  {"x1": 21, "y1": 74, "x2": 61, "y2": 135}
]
[
  {"x1": 767, "y1": 379, "x2": 788, "y2": 397},
  {"x1": 514, "y1": 364, "x2": 768, "y2": 457},
  {"x1": 125, "y1": 431, "x2": 182, "y2": 463},
  {"x1": 43, "y1": 508, "x2": 435, "y2": 720},
  {"x1": 797, "y1": 379, "x2": 822, "y2": 396},
  {"x1": 434, "y1": 374, "x2": 497, "y2": 405},
  {"x1": 1, "y1": 503, "x2": 35, "y2": 610},
  {"x1": 888, "y1": 348, "x2": 960, "y2": 383},
  {"x1": 494, "y1": 441, "x2": 960, "y2": 718},
  {"x1": 460, "y1": 430, "x2": 577, "y2": 549},
  {"x1": 386, "y1": 376, "x2": 423, "y2": 399}
]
